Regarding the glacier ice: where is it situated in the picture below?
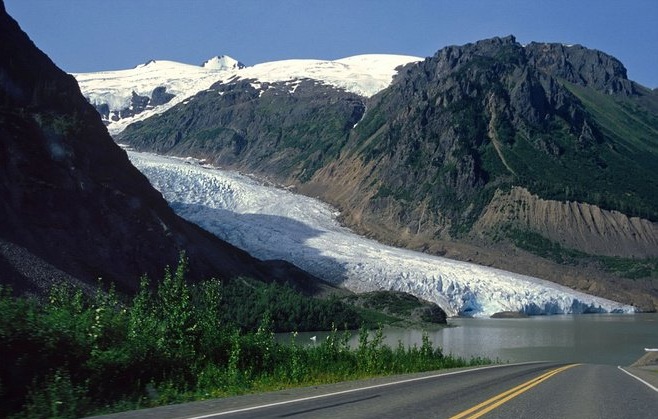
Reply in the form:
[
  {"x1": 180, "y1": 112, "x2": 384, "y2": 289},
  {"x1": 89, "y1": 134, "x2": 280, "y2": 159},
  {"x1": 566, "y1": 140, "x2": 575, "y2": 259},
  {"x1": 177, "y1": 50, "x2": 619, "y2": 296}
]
[{"x1": 128, "y1": 151, "x2": 636, "y2": 317}]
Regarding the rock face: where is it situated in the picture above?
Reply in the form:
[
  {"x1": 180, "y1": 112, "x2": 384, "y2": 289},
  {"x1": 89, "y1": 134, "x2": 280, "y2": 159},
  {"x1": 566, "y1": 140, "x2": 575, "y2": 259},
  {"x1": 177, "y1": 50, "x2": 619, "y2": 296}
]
[
  {"x1": 524, "y1": 42, "x2": 637, "y2": 96},
  {"x1": 112, "y1": 35, "x2": 658, "y2": 310},
  {"x1": 0, "y1": 1, "x2": 323, "y2": 296}
]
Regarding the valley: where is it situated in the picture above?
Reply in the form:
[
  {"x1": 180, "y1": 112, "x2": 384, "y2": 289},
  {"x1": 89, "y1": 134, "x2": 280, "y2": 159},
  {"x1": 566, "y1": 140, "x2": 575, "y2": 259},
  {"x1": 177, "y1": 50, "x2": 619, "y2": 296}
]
[
  {"x1": 75, "y1": 37, "x2": 658, "y2": 312},
  {"x1": 3, "y1": 1, "x2": 658, "y2": 417}
]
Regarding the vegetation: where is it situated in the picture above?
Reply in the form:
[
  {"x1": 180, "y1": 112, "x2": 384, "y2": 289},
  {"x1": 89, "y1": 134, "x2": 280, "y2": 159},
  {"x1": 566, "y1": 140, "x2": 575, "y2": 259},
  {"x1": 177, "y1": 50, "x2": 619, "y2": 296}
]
[
  {"x1": 343, "y1": 291, "x2": 447, "y2": 326},
  {"x1": 217, "y1": 276, "x2": 361, "y2": 332},
  {"x1": 506, "y1": 228, "x2": 658, "y2": 279},
  {"x1": 559, "y1": 82, "x2": 658, "y2": 220},
  {"x1": 0, "y1": 255, "x2": 488, "y2": 418}
]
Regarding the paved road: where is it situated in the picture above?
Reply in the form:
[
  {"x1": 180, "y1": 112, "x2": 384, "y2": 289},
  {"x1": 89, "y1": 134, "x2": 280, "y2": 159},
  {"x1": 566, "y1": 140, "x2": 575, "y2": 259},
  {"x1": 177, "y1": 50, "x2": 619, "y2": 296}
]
[{"x1": 94, "y1": 362, "x2": 658, "y2": 419}]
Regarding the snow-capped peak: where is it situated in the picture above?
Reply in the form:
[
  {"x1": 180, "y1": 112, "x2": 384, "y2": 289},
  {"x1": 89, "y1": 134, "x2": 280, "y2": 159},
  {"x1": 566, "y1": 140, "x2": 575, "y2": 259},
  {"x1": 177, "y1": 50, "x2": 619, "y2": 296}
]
[
  {"x1": 135, "y1": 59, "x2": 157, "y2": 69},
  {"x1": 202, "y1": 55, "x2": 245, "y2": 70},
  {"x1": 73, "y1": 53, "x2": 423, "y2": 135}
]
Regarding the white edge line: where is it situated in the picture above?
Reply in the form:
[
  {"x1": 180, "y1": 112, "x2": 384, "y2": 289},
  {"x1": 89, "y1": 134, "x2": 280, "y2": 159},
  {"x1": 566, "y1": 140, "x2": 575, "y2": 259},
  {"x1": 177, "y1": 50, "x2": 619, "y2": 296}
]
[
  {"x1": 617, "y1": 366, "x2": 658, "y2": 393},
  {"x1": 183, "y1": 361, "x2": 548, "y2": 419}
]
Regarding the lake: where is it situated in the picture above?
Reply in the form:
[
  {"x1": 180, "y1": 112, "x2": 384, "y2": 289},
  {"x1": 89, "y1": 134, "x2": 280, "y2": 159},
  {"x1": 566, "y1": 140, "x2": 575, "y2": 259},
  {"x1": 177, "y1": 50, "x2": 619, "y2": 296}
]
[{"x1": 286, "y1": 313, "x2": 658, "y2": 366}]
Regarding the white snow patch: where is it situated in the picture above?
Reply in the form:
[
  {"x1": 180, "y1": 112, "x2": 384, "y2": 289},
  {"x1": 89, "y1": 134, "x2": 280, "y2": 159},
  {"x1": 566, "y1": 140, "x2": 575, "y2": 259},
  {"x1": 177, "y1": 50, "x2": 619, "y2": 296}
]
[
  {"x1": 74, "y1": 59, "x2": 234, "y2": 135},
  {"x1": 128, "y1": 151, "x2": 636, "y2": 318},
  {"x1": 73, "y1": 54, "x2": 422, "y2": 135},
  {"x1": 233, "y1": 54, "x2": 422, "y2": 97},
  {"x1": 202, "y1": 55, "x2": 243, "y2": 70}
]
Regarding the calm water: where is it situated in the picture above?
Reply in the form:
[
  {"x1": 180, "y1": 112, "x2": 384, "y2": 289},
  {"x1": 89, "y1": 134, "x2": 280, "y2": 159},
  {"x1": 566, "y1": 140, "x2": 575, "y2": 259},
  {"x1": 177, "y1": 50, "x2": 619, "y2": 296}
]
[{"x1": 286, "y1": 313, "x2": 658, "y2": 366}]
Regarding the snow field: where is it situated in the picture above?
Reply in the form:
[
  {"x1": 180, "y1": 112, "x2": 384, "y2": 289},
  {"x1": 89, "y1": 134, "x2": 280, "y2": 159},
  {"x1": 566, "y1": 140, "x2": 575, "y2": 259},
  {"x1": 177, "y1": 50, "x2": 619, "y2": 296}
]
[{"x1": 73, "y1": 54, "x2": 423, "y2": 135}]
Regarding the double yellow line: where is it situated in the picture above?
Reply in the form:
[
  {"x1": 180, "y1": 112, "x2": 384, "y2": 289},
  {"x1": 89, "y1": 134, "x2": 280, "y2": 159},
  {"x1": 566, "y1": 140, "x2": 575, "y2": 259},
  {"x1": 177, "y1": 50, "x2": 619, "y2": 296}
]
[{"x1": 449, "y1": 364, "x2": 580, "y2": 419}]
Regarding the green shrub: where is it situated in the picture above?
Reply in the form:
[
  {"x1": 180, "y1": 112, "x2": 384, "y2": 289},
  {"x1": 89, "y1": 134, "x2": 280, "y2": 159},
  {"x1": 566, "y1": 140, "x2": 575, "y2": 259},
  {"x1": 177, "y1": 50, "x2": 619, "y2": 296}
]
[{"x1": 0, "y1": 256, "x2": 490, "y2": 417}]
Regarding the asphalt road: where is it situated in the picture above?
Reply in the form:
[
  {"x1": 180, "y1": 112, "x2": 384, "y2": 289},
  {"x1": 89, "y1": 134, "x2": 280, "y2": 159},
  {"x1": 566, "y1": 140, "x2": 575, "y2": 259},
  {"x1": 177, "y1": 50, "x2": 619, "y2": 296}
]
[{"x1": 93, "y1": 362, "x2": 658, "y2": 419}]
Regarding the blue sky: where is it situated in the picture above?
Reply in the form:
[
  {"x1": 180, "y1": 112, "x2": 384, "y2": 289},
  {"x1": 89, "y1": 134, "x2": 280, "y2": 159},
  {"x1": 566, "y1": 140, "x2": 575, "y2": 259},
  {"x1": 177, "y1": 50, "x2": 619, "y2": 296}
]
[{"x1": 6, "y1": 0, "x2": 658, "y2": 88}]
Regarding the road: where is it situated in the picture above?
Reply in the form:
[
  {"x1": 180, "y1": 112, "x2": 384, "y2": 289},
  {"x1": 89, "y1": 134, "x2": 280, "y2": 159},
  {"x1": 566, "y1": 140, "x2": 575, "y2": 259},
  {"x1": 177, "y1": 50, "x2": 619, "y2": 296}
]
[{"x1": 94, "y1": 362, "x2": 658, "y2": 419}]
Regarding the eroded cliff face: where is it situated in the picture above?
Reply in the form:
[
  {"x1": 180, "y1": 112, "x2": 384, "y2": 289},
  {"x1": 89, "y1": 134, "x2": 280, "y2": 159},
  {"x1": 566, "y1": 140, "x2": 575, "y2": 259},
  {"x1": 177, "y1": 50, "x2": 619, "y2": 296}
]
[{"x1": 475, "y1": 187, "x2": 658, "y2": 258}]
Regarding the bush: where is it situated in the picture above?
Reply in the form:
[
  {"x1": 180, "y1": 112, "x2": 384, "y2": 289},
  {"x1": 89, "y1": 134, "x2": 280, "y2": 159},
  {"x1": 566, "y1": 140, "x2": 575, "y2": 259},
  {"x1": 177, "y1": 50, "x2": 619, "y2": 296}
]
[{"x1": 0, "y1": 255, "x2": 490, "y2": 417}]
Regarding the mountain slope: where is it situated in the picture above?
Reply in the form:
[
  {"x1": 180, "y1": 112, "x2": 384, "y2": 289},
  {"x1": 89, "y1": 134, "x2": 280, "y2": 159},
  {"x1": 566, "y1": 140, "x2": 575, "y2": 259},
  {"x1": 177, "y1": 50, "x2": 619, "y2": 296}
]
[
  {"x1": 74, "y1": 54, "x2": 421, "y2": 135},
  {"x1": 0, "y1": 1, "x2": 327, "y2": 297},
  {"x1": 322, "y1": 36, "x2": 658, "y2": 237},
  {"x1": 97, "y1": 36, "x2": 658, "y2": 310},
  {"x1": 119, "y1": 78, "x2": 368, "y2": 182}
]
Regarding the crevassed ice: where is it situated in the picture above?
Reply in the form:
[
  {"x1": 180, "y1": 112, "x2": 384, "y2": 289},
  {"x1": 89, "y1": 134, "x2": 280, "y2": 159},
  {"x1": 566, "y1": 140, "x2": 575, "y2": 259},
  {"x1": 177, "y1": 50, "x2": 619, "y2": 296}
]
[{"x1": 128, "y1": 151, "x2": 636, "y2": 317}]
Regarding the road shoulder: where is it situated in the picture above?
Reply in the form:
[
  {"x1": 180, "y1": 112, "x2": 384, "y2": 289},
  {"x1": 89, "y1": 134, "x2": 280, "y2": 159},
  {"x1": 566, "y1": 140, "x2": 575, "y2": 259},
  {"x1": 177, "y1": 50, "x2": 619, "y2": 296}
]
[{"x1": 620, "y1": 351, "x2": 658, "y2": 391}]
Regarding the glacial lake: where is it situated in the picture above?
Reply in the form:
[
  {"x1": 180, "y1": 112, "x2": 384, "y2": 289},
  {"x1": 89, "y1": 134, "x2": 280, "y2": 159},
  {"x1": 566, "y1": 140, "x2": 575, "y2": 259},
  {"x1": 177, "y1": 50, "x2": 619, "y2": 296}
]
[{"x1": 284, "y1": 313, "x2": 658, "y2": 366}]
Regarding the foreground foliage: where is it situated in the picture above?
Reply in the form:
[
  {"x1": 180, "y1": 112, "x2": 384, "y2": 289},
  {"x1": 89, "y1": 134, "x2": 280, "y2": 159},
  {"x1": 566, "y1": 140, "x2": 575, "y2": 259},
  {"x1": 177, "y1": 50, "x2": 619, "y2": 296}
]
[{"x1": 0, "y1": 257, "x2": 488, "y2": 418}]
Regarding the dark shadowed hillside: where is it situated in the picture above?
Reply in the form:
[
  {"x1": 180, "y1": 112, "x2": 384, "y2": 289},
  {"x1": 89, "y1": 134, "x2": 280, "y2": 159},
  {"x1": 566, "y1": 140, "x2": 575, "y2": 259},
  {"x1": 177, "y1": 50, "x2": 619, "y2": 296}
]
[{"x1": 0, "y1": 1, "x2": 328, "y2": 297}]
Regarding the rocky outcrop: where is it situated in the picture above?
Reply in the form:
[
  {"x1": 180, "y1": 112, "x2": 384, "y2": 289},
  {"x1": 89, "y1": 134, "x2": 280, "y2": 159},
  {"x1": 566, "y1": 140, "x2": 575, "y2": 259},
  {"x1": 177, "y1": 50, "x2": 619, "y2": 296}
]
[{"x1": 525, "y1": 42, "x2": 636, "y2": 96}]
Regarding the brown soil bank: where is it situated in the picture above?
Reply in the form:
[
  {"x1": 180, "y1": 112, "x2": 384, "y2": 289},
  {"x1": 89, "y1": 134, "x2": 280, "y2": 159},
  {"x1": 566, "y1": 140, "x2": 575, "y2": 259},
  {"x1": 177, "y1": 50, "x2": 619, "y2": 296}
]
[{"x1": 476, "y1": 187, "x2": 658, "y2": 258}]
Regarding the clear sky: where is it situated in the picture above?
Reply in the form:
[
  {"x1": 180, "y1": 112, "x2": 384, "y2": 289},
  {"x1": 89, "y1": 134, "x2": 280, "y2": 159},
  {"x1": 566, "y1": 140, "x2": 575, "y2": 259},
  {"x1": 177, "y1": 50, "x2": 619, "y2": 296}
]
[{"x1": 5, "y1": 0, "x2": 658, "y2": 88}]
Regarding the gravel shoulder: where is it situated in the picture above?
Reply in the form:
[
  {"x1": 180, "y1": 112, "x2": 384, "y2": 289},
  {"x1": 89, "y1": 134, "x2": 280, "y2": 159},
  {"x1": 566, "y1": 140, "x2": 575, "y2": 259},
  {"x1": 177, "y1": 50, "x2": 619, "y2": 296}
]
[{"x1": 623, "y1": 351, "x2": 658, "y2": 389}]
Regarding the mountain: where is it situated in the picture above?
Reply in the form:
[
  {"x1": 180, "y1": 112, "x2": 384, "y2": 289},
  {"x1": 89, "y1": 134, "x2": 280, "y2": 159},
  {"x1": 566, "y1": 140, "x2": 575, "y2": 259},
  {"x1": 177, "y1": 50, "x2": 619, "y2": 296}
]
[
  {"x1": 201, "y1": 55, "x2": 245, "y2": 70},
  {"x1": 0, "y1": 1, "x2": 328, "y2": 297},
  {"x1": 312, "y1": 37, "x2": 658, "y2": 310},
  {"x1": 108, "y1": 36, "x2": 658, "y2": 310},
  {"x1": 73, "y1": 54, "x2": 421, "y2": 136}
]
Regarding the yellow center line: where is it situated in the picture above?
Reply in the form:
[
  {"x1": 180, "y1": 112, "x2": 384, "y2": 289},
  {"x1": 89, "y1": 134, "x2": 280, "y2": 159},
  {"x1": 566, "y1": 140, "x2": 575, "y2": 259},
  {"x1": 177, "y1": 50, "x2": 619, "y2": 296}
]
[{"x1": 449, "y1": 364, "x2": 580, "y2": 419}]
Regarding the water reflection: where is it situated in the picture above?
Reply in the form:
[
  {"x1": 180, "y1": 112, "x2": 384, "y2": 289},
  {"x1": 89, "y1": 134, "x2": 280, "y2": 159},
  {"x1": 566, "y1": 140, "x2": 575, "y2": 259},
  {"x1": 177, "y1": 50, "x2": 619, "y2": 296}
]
[{"x1": 279, "y1": 314, "x2": 658, "y2": 366}]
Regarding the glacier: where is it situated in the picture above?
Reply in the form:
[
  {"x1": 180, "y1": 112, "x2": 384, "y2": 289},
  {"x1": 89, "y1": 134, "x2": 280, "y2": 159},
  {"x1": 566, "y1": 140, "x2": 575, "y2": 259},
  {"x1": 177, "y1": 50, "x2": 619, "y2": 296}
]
[{"x1": 128, "y1": 151, "x2": 636, "y2": 318}]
